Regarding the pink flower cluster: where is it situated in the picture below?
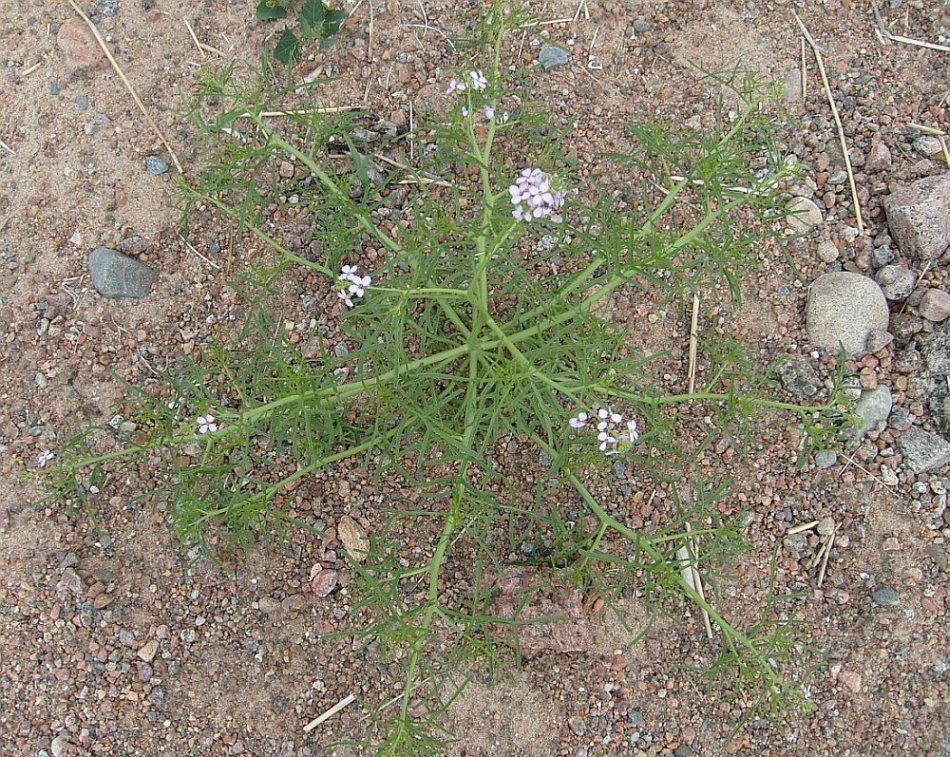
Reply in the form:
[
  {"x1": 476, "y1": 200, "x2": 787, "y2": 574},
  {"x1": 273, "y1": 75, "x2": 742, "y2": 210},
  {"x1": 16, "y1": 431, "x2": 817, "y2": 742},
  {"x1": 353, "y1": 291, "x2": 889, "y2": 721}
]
[
  {"x1": 337, "y1": 264, "x2": 371, "y2": 309},
  {"x1": 568, "y1": 407, "x2": 639, "y2": 456},
  {"x1": 509, "y1": 168, "x2": 565, "y2": 221}
]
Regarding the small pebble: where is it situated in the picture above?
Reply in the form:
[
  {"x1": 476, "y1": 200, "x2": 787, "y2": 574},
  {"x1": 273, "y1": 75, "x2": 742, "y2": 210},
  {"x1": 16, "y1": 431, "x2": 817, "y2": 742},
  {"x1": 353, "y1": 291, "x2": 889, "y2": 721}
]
[
  {"x1": 567, "y1": 715, "x2": 587, "y2": 736},
  {"x1": 146, "y1": 155, "x2": 170, "y2": 175},
  {"x1": 871, "y1": 587, "x2": 900, "y2": 607},
  {"x1": 539, "y1": 44, "x2": 571, "y2": 71},
  {"x1": 814, "y1": 450, "x2": 837, "y2": 469}
]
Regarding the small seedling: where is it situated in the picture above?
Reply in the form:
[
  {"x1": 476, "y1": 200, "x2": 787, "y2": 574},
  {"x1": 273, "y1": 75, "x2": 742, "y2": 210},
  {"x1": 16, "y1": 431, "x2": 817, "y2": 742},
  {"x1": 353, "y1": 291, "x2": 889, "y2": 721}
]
[{"x1": 257, "y1": 0, "x2": 347, "y2": 64}]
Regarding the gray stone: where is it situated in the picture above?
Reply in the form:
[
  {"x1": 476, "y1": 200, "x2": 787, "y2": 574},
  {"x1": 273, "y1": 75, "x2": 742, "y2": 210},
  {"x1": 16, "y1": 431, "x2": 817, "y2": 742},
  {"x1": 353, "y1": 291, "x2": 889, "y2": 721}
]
[
  {"x1": 787, "y1": 196, "x2": 824, "y2": 232},
  {"x1": 864, "y1": 328, "x2": 893, "y2": 353},
  {"x1": 806, "y1": 272, "x2": 889, "y2": 357},
  {"x1": 888, "y1": 406, "x2": 913, "y2": 431},
  {"x1": 866, "y1": 142, "x2": 892, "y2": 172},
  {"x1": 890, "y1": 312, "x2": 924, "y2": 344},
  {"x1": 851, "y1": 385, "x2": 892, "y2": 438},
  {"x1": 778, "y1": 356, "x2": 822, "y2": 398},
  {"x1": 88, "y1": 247, "x2": 156, "y2": 298},
  {"x1": 913, "y1": 136, "x2": 942, "y2": 157},
  {"x1": 538, "y1": 44, "x2": 571, "y2": 71},
  {"x1": 898, "y1": 426, "x2": 950, "y2": 474},
  {"x1": 816, "y1": 239, "x2": 839, "y2": 263},
  {"x1": 871, "y1": 587, "x2": 900, "y2": 607},
  {"x1": 869, "y1": 245, "x2": 894, "y2": 268},
  {"x1": 146, "y1": 155, "x2": 169, "y2": 175},
  {"x1": 875, "y1": 265, "x2": 916, "y2": 301},
  {"x1": 915, "y1": 324, "x2": 950, "y2": 435},
  {"x1": 919, "y1": 289, "x2": 950, "y2": 322},
  {"x1": 883, "y1": 175, "x2": 950, "y2": 263},
  {"x1": 814, "y1": 449, "x2": 837, "y2": 469}
]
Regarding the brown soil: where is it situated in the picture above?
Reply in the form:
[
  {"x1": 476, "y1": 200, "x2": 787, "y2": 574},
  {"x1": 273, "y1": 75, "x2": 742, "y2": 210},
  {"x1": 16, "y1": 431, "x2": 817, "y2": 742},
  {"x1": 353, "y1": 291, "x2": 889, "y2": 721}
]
[{"x1": 1, "y1": 1, "x2": 948, "y2": 755}]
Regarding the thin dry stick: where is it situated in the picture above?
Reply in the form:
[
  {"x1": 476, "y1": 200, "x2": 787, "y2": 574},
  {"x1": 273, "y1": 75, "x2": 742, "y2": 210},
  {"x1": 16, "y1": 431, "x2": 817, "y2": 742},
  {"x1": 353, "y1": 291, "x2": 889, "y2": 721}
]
[
  {"x1": 183, "y1": 18, "x2": 206, "y2": 59},
  {"x1": 303, "y1": 693, "x2": 356, "y2": 733},
  {"x1": 787, "y1": 520, "x2": 820, "y2": 535},
  {"x1": 794, "y1": 11, "x2": 864, "y2": 233},
  {"x1": 886, "y1": 31, "x2": 950, "y2": 52},
  {"x1": 685, "y1": 522, "x2": 713, "y2": 639},
  {"x1": 686, "y1": 293, "x2": 700, "y2": 394},
  {"x1": 817, "y1": 528, "x2": 836, "y2": 587},
  {"x1": 800, "y1": 36, "x2": 807, "y2": 107},
  {"x1": 240, "y1": 107, "x2": 358, "y2": 119},
  {"x1": 178, "y1": 233, "x2": 221, "y2": 270},
  {"x1": 183, "y1": 18, "x2": 228, "y2": 58},
  {"x1": 0, "y1": 139, "x2": 14, "y2": 156},
  {"x1": 65, "y1": 0, "x2": 183, "y2": 173}
]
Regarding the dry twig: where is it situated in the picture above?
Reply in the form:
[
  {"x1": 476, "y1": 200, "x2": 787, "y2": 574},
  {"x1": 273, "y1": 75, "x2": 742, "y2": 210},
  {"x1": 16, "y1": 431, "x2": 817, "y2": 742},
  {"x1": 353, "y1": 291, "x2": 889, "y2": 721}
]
[
  {"x1": 687, "y1": 293, "x2": 700, "y2": 394},
  {"x1": 303, "y1": 693, "x2": 356, "y2": 733},
  {"x1": 793, "y1": 11, "x2": 864, "y2": 233},
  {"x1": 65, "y1": 0, "x2": 183, "y2": 173}
]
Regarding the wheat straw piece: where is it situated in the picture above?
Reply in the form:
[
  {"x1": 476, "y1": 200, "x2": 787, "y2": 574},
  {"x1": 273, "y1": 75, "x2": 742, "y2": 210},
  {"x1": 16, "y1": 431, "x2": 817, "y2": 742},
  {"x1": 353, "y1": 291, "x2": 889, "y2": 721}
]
[
  {"x1": 787, "y1": 519, "x2": 820, "y2": 535},
  {"x1": 303, "y1": 693, "x2": 356, "y2": 733},
  {"x1": 183, "y1": 19, "x2": 228, "y2": 58},
  {"x1": 183, "y1": 18, "x2": 206, "y2": 59},
  {"x1": 793, "y1": 11, "x2": 863, "y2": 233},
  {"x1": 800, "y1": 36, "x2": 807, "y2": 107},
  {"x1": 178, "y1": 232, "x2": 221, "y2": 270},
  {"x1": 0, "y1": 139, "x2": 15, "y2": 156},
  {"x1": 65, "y1": 0, "x2": 183, "y2": 174},
  {"x1": 817, "y1": 528, "x2": 836, "y2": 587},
  {"x1": 687, "y1": 293, "x2": 700, "y2": 394},
  {"x1": 685, "y1": 522, "x2": 713, "y2": 639}
]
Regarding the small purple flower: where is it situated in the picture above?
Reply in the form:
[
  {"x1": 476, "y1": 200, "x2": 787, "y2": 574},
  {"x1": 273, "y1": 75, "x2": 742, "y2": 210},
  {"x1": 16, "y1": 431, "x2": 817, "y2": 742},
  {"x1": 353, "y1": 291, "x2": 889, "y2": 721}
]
[
  {"x1": 36, "y1": 449, "x2": 56, "y2": 468},
  {"x1": 569, "y1": 411, "x2": 589, "y2": 429},
  {"x1": 446, "y1": 78, "x2": 467, "y2": 95},
  {"x1": 509, "y1": 168, "x2": 565, "y2": 222},
  {"x1": 469, "y1": 70, "x2": 488, "y2": 91},
  {"x1": 337, "y1": 266, "x2": 372, "y2": 308},
  {"x1": 484, "y1": 106, "x2": 495, "y2": 120},
  {"x1": 197, "y1": 414, "x2": 218, "y2": 434}
]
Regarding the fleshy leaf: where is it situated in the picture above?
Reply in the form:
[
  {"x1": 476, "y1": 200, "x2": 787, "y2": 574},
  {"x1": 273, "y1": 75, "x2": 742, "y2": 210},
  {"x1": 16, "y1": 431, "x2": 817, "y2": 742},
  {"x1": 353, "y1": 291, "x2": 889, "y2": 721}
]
[{"x1": 255, "y1": 0, "x2": 288, "y2": 21}]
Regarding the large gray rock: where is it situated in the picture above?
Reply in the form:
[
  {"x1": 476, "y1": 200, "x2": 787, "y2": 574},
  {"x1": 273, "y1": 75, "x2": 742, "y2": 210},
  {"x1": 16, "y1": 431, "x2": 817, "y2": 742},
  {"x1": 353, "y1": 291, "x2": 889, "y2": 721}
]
[
  {"x1": 883, "y1": 175, "x2": 950, "y2": 263},
  {"x1": 88, "y1": 247, "x2": 156, "y2": 298},
  {"x1": 806, "y1": 272, "x2": 889, "y2": 357},
  {"x1": 897, "y1": 425, "x2": 950, "y2": 474}
]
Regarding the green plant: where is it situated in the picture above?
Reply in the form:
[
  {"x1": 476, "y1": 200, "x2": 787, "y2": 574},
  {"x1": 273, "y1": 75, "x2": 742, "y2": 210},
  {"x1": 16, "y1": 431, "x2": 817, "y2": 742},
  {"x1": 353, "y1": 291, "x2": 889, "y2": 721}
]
[
  {"x1": 46, "y1": 2, "x2": 852, "y2": 751},
  {"x1": 256, "y1": 0, "x2": 347, "y2": 64}
]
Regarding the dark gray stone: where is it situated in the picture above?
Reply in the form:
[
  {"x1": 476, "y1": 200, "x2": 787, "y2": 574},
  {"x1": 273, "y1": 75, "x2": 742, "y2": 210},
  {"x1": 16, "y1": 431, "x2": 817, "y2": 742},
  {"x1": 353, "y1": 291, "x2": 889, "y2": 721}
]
[
  {"x1": 875, "y1": 265, "x2": 916, "y2": 301},
  {"x1": 778, "y1": 356, "x2": 821, "y2": 398},
  {"x1": 88, "y1": 247, "x2": 156, "y2": 298},
  {"x1": 871, "y1": 587, "x2": 900, "y2": 607}
]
